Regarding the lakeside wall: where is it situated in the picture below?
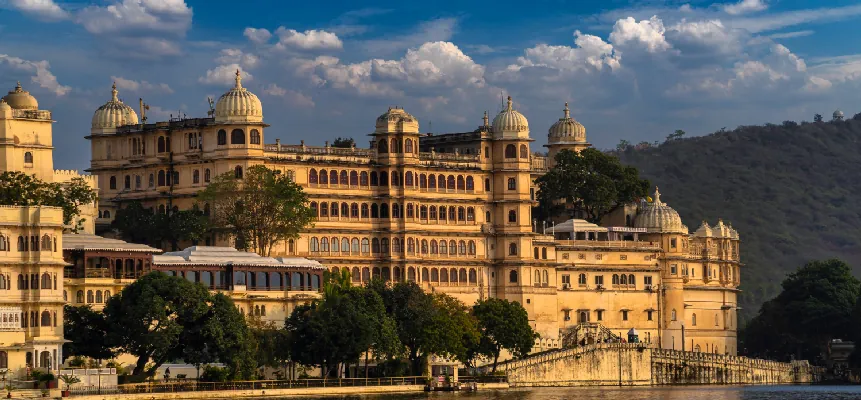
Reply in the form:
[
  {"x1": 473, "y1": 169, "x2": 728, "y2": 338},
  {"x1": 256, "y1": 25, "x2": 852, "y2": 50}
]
[{"x1": 500, "y1": 343, "x2": 822, "y2": 387}]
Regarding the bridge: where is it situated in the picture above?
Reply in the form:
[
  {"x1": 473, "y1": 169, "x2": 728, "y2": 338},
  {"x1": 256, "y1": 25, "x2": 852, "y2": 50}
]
[{"x1": 494, "y1": 343, "x2": 822, "y2": 387}]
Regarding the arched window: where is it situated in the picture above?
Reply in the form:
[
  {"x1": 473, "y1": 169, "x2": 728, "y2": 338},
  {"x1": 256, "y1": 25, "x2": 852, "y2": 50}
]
[
  {"x1": 520, "y1": 144, "x2": 528, "y2": 159},
  {"x1": 620, "y1": 274, "x2": 627, "y2": 285},
  {"x1": 439, "y1": 240, "x2": 448, "y2": 255},
  {"x1": 505, "y1": 144, "x2": 516, "y2": 158},
  {"x1": 204, "y1": 169, "x2": 211, "y2": 183},
  {"x1": 250, "y1": 129, "x2": 261, "y2": 144},
  {"x1": 193, "y1": 170, "x2": 200, "y2": 184},
  {"x1": 217, "y1": 130, "x2": 227, "y2": 145},
  {"x1": 535, "y1": 270, "x2": 541, "y2": 285},
  {"x1": 40, "y1": 311, "x2": 50, "y2": 327},
  {"x1": 351, "y1": 203, "x2": 359, "y2": 218},
  {"x1": 24, "y1": 152, "x2": 33, "y2": 164},
  {"x1": 362, "y1": 238, "x2": 370, "y2": 253},
  {"x1": 372, "y1": 238, "x2": 380, "y2": 253},
  {"x1": 370, "y1": 171, "x2": 378, "y2": 186},
  {"x1": 466, "y1": 176, "x2": 474, "y2": 191},
  {"x1": 447, "y1": 175, "x2": 455, "y2": 189},
  {"x1": 509, "y1": 270, "x2": 518, "y2": 283},
  {"x1": 124, "y1": 175, "x2": 131, "y2": 189},
  {"x1": 310, "y1": 237, "x2": 319, "y2": 252},
  {"x1": 330, "y1": 202, "x2": 339, "y2": 217},
  {"x1": 40, "y1": 273, "x2": 51, "y2": 289},
  {"x1": 437, "y1": 175, "x2": 445, "y2": 189},
  {"x1": 379, "y1": 171, "x2": 388, "y2": 186},
  {"x1": 390, "y1": 138, "x2": 398, "y2": 153},
  {"x1": 231, "y1": 129, "x2": 245, "y2": 144},
  {"x1": 484, "y1": 178, "x2": 490, "y2": 191},
  {"x1": 430, "y1": 206, "x2": 437, "y2": 220},
  {"x1": 339, "y1": 170, "x2": 347, "y2": 185},
  {"x1": 309, "y1": 169, "x2": 318, "y2": 184},
  {"x1": 95, "y1": 290, "x2": 103, "y2": 303},
  {"x1": 104, "y1": 290, "x2": 111, "y2": 302},
  {"x1": 378, "y1": 140, "x2": 388, "y2": 153},
  {"x1": 381, "y1": 238, "x2": 389, "y2": 253},
  {"x1": 467, "y1": 207, "x2": 475, "y2": 221},
  {"x1": 449, "y1": 207, "x2": 456, "y2": 221},
  {"x1": 76, "y1": 290, "x2": 84, "y2": 303},
  {"x1": 234, "y1": 166, "x2": 243, "y2": 179},
  {"x1": 508, "y1": 243, "x2": 518, "y2": 256},
  {"x1": 508, "y1": 178, "x2": 516, "y2": 190},
  {"x1": 458, "y1": 241, "x2": 466, "y2": 255},
  {"x1": 360, "y1": 171, "x2": 368, "y2": 186},
  {"x1": 157, "y1": 170, "x2": 165, "y2": 186},
  {"x1": 508, "y1": 210, "x2": 517, "y2": 223},
  {"x1": 457, "y1": 207, "x2": 465, "y2": 221},
  {"x1": 692, "y1": 313, "x2": 697, "y2": 326},
  {"x1": 534, "y1": 247, "x2": 540, "y2": 259},
  {"x1": 350, "y1": 171, "x2": 359, "y2": 186},
  {"x1": 542, "y1": 248, "x2": 548, "y2": 259},
  {"x1": 351, "y1": 238, "x2": 360, "y2": 253},
  {"x1": 380, "y1": 203, "x2": 389, "y2": 218},
  {"x1": 341, "y1": 237, "x2": 350, "y2": 253},
  {"x1": 172, "y1": 171, "x2": 179, "y2": 185},
  {"x1": 578, "y1": 273, "x2": 587, "y2": 285},
  {"x1": 671, "y1": 309, "x2": 677, "y2": 321},
  {"x1": 391, "y1": 171, "x2": 399, "y2": 186},
  {"x1": 109, "y1": 176, "x2": 117, "y2": 190},
  {"x1": 405, "y1": 171, "x2": 414, "y2": 187},
  {"x1": 457, "y1": 176, "x2": 465, "y2": 190},
  {"x1": 86, "y1": 290, "x2": 94, "y2": 304},
  {"x1": 628, "y1": 274, "x2": 635, "y2": 285},
  {"x1": 449, "y1": 240, "x2": 456, "y2": 255},
  {"x1": 612, "y1": 274, "x2": 619, "y2": 285},
  {"x1": 158, "y1": 136, "x2": 166, "y2": 152},
  {"x1": 341, "y1": 202, "x2": 349, "y2": 217},
  {"x1": 405, "y1": 138, "x2": 413, "y2": 153}
]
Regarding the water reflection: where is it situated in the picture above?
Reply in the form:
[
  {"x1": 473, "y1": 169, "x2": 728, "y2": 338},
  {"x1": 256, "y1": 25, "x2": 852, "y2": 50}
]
[{"x1": 279, "y1": 386, "x2": 861, "y2": 400}]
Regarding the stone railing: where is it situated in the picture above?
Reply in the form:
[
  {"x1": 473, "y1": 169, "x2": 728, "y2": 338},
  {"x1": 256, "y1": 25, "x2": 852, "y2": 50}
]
[
  {"x1": 531, "y1": 156, "x2": 549, "y2": 172},
  {"x1": 418, "y1": 152, "x2": 480, "y2": 162},
  {"x1": 554, "y1": 240, "x2": 660, "y2": 249},
  {"x1": 264, "y1": 144, "x2": 373, "y2": 157},
  {"x1": 12, "y1": 109, "x2": 51, "y2": 120}
]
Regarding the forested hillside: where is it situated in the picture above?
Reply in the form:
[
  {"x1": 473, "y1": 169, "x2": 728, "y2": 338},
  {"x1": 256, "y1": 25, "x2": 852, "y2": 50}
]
[{"x1": 616, "y1": 116, "x2": 861, "y2": 322}]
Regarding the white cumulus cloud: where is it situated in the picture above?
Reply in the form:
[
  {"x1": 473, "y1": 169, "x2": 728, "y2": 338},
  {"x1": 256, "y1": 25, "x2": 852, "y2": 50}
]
[
  {"x1": 244, "y1": 27, "x2": 272, "y2": 44},
  {"x1": 199, "y1": 64, "x2": 253, "y2": 86},
  {"x1": 111, "y1": 76, "x2": 174, "y2": 93},
  {"x1": 274, "y1": 28, "x2": 343, "y2": 51},
  {"x1": 0, "y1": 54, "x2": 70, "y2": 96},
  {"x1": 610, "y1": 16, "x2": 671, "y2": 52},
  {"x1": 723, "y1": 0, "x2": 768, "y2": 15},
  {"x1": 7, "y1": 0, "x2": 68, "y2": 21}
]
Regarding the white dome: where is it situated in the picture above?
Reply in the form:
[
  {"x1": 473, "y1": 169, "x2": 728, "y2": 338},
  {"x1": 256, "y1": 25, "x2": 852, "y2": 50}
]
[
  {"x1": 634, "y1": 187, "x2": 687, "y2": 234},
  {"x1": 492, "y1": 96, "x2": 529, "y2": 139},
  {"x1": 375, "y1": 107, "x2": 419, "y2": 134},
  {"x1": 548, "y1": 102, "x2": 586, "y2": 144},
  {"x1": 215, "y1": 70, "x2": 263, "y2": 123},
  {"x1": 92, "y1": 83, "x2": 139, "y2": 130},
  {"x1": 2, "y1": 82, "x2": 38, "y2": 110},
  {"x1": 834, "y1": 110, "x2": 844, "y2": 119}
]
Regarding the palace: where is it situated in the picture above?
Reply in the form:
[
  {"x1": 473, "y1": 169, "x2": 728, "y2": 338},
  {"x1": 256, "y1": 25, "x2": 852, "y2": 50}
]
[{"x1": 83, "y1": 71, "x2": 741, "y2": 357}]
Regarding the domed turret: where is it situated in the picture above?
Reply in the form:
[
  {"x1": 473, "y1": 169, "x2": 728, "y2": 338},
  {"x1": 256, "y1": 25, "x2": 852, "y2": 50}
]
[
  {"x1": 833, "y1": 110, "x2": 844, "y2": 121},
  {"x1": 92, "y1": 83, "x2": 139, "y2": 131},
  {"x1": 492, "y1": 96, "x2": 529, "y2": 139},
  {"x1": 548, "y1": 102, "x2": 586, "y2": 144},
  {"x1": 2, "y1": 82, "x2": 38, "y2": 110},
  {"x1": 215, "y1": 70, "x2": 263, "y2": 123},
  {"x1": 375, "y1": 107, "x2": 419, "y2": 134},
  {"x1": 634, "y1": 187, "x2": 687, "y2": 234}
]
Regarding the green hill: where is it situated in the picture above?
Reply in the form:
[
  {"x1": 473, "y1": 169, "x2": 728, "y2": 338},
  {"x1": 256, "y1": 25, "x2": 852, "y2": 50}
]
[{"x1": 615, "y1": 117, "x2": 861, "y2": 321}]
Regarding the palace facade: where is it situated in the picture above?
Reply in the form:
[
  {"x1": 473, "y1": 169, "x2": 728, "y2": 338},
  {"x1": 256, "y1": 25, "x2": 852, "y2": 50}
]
[{"x1": 85, "y1": 71, "x2": 742, "y2": 356}]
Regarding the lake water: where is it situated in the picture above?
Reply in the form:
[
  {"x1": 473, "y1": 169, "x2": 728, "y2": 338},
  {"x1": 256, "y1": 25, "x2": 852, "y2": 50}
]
[{"x1": 284, "y1": 386, "x2": 861, "y2": 400}]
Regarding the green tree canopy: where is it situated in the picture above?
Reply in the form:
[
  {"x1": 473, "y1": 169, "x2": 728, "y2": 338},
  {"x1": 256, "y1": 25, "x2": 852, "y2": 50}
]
[
  {"x1": 104, "y1": 272, "x2": 214, "y2": 377},
  {"x1": 472, "y1": 298, "x2": 537, "y2": 372},
  {"x1": 112, "y1": 202, "x2": 208, "y2": 250},
  {"x1": 199, "y1": 165, "x2": 314, "y2": 256},
  {"x1": 535, "y1": 148, "x2": 650, "y2": 223},
  {"x1": 0, "y1": 171, "x2": 97, "y2": 232},
  {"x1": 63, "y1": 305, "x2": 115, "y2": 361},
  {"x1": 742, "y1": 259, "x2": 860, "y2": 361},
  {"x1": 331, "y1": 137, "x2": 355, "y2": 148}
]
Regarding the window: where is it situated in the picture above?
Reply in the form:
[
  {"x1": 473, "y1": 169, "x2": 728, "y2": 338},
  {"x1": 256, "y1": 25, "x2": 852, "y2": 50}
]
[
  {"x1": 157, "y1": 170, "x2": 165, "y2": 186},
  {"x1": 158, "y1": 136, "x2": 167, "y2": 152},
  {"x1": 670, "y1": 264, "x2": 677, "y2": 274},
  {"x1": 671, "y1": 309, "x2": 677, "y2": 321},
  {"x1": 622, "y1": 310, "x2": 628, "y2": 321},
  {"x1": 520, "y1": 144, "x2": 528, "y2": 159},
  {"x1": 250, "y1": 129, "x2": 261, "y2": 144},
  {"x1": 508, "y1": 210, "x2": 517, "y2": 223},
  {"x1": 509, "y1": 270, "x2": 518, "y2": 283},
  {"x1": 692, "y1": 313, "x2": 697, "y2": 326},
  {"x1": 534, "y1": 247, "x2": 539, "y2": 259},
  {"x1": 205, "y1": 169, "x2": 211, "y2": 182},
  {"x1": 505, "y1": 144, "x2": 516, "y2": 158},
  {"x1": 405, "y1": 139, "x2": 413, "y2": 153},
  {"x1": 484, "y1": 146, "x2": 489, "y2": 158},
  {"x1": 360, "y1": 171, "x2": 369, "y2": 186},
  {"x1": 378, "y1": 140, "x2": 388, "y2": 153},
  {"x1": 124, "y1": 175, "x2": 131, "y2": 189},
  {"x1": 508, "y1": 243, "x2": 517, "y2": 256},
  {"x1": 193, "y1": 170, "x2": 200, "y2": 184},
  {"x1": 231, "y1": 129, "x2": 245, "y2": 144},
  {"x1": 671, "y1": 238, "x2": 677, "y2": 248},
  {"x1": 234, "y1": 166, "x2": 243, "y2": 179},
  {"x1": 457, "y1": 176, "x2": 465, "y2": 190},
  {"x1": 578, "y1": 273, "x2": 586, "y2": 285},
  {"x1": 562, "y1": 275, "x2": 570, "y2": 285},
  {"x1": 466, "y1": 176, "x2": 474, "y2": 191},
  {"x1": 644, "y1": 276, "x2": 653, "y2": 285},
  {"x1": 542, "y1": 248, "x2": 547, "y2": 259},
  {"x1": 508, "y1": 178, "x2": 516, "y2": 190},
  {"x1": 596, "y1": 310, "x2": 604, "y2": 321},
  {"x1": 484, "y1": 178, "x2": 490, "y2": 191},
  {"x1": 647, "y1": 311, "x2": 653, "y2": 321},
  {"x1": 109, "y1": 176, "x2": 116, "y2": 190},
  {"x1": 149, "y1": 174, "x2": 154, "y2": 187},
  {"x1": 594, "y1": 275, "x2": 604, "y2": 285},
  {"x1": 24, "y1": 152, "x2": 33, "y2": 164},
  {"x1": 350, "y1": 171, "x2": 359, "y2": 186}
]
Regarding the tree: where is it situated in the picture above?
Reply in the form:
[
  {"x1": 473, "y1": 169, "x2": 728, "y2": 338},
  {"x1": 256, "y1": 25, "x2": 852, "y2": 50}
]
[
  {"x1": 0, "y1": 171, "x2": 97, "y2": 232},
  {"x1": 199, "y1": 165, "x2": 315, "y2": 256},
  {"x1": 665, "y1": 129, "x2": 686, "y2": 142},
  {"x1": 111, "y1": 202, "x2": 158, "y2": 245},
  {"x1": 160, "y1": 209, "x2": 209, "y2": 250},
  {"x1": 63, "y1": 305, "x2": 114, "y2": 361},
  {"x1": 112, "y1": 202, "x2": 208, "y2": 250},
  {"x1": 743, "y1": 259, "x2": 859, "y2": 362},
  {"x1": 814, "y1": 114, "x2": 823, "y2": 123},
  {"x1": 535, "y1": 148, "x2": 650, "y2": 223},
  {"x1": 247, "y1": 317, "x2": 290, "y2": 373},
  {"x1": 472, "y1": 298, "x2": 537, "y2": 372},
  {"x1": 615, "y1": 140, "x2": 631, "y2": 151},
  {"x1": 182, "y1": 293, "x2": 256, "y2": 379},
  {"x1": 104, "y1": 272, "x2": 212, "y2": 377},
  {"x1": 331, "y1": 137, "x2": 355, "y2": 148}
]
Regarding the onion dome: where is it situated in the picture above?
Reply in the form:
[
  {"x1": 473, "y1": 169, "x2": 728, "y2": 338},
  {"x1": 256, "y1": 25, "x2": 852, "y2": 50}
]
[
  {"x1": 634, "y1": 187, "x2": 687, "y2": 234},
  {"x1": 375, "y1": 106, "x2": 419, "y2": 134},
  {"x1": 548, "y1": 102, "x2": 586, "y2": 144},
  {"x1": 2, "y1": 82, "x2": 38, "y2": 110},
  {"x1": 92, "y1": 83, "x2": 139, "y2": 130},
  {"x1": 694, "y1": 221, "x2": 712, "y2": 237},
  {"x1": 215, "y1": 70, "x2": 263, "y2": 123},
  {"x1": 492, "y1": 96, "x2": 529, "y2": 139}
]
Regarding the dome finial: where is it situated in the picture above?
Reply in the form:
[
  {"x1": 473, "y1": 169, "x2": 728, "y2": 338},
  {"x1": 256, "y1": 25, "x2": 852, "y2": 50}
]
[
  {"x1": 564, "y1": 102, "x2": 570, "y2": 119},
  {"x1": 15, "y1": 81, "x2": 21, "y2": 91},
  {"x1": 506, "y1": 96, "x2": 513, "y2": 111},
  {"x1": 483, "y1": 110, "x2": 489, "y2": 127},
  {"x1": 234, "y1": 69, "x2": 242, "y2": 89},
  {"x1": 653, "y1": 186, "x2": 662, "y2": 205},
  {"x1": 111, "y1": 82, "x2": 118, "y2": 101}
]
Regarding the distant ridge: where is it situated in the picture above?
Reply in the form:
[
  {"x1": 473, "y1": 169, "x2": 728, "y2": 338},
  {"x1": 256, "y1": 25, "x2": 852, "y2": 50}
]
[{"x1": 616, "y1": 115, "x2": 861, "y2": 321}]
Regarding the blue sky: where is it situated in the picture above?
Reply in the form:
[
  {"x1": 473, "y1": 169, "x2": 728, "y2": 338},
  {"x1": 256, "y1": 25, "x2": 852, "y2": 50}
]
[{"x1": 2, "y1": 0, "x2": 861, "y2": 171}]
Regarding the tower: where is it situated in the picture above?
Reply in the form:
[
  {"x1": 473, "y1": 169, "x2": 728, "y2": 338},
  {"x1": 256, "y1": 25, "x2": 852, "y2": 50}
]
[{"x1": 545, "y1": 102, "x2": 590, "y2": 167}]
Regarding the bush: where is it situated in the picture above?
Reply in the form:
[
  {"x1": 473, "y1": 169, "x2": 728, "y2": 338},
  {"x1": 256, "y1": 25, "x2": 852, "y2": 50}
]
[
  {"x1": 199, "y1": 366, "x2": 231, "y2": 382},
  {"x1": 67, "y1": 357, "x2": 86, "y2": 368}
]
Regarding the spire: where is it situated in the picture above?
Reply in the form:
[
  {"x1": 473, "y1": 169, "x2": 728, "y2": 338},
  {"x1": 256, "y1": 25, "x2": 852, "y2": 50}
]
[
  {"x1": 506, "y1": 96, "x2": 513, "y2": 111},
  {"x1": 14, "y1": 81, "x2": 22, "y2": 92},
  {"x1": 483, "y1": 110, "x2": 489, "y2": 127},
  {"x1": 563, "y1": 102, "x2": 570, "y2": 119},
  {"x1": 653, "y1": 186, "x2": 662, "y2": 205},
  {"x1": 234, "y1": 69, "x2": 242, "y2": 89},
  {"x1": 111, "y1": 82, "x2": 119, "y2": 102}
]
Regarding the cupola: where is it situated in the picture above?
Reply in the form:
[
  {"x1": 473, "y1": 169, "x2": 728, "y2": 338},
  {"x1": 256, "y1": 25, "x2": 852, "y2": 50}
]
[
  {"x1": 92, "y1": 83, "x2": 139, "y2": 131},
  {"x1": 634, "y1": 187, "x2": 688, "y2": 234},
  {"x1": 1, "y1": 82, "x2": 38, "y2": 110},
  {"x1": 215, "y1": 70, "x2": 263, "y2": 123},
  {"x1": 492, "y1": 96, "x2": 529, "y2": 139},
  {"x1": 548, "y1": 102, "x2": 586, "y2": 144}
]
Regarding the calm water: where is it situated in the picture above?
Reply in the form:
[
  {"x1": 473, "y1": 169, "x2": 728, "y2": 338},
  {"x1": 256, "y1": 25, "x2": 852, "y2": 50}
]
[{"x1": 277, "y1": 386, "x2": 861, "y2": 400}]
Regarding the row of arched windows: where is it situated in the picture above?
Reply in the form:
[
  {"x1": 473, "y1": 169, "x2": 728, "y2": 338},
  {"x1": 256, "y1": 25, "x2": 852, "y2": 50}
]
[
  {"x1": 0, "y1": 236, "x2": 9, "y2": 251},
  {"x1": 130, "y1": 137, "x2": 146, "y2": 155},
  {"x1": 20, "y1": 310, "x2": 57, "y2": 328},
  {"x1": 110, "y1": 167, "x2": 213, "y2": 191},
  {"x1": 377, "y1": 138, "x2": 418, "y2": 154},
  {"x1": 309, "y1": 201, "x2": 478, "y2": 223},
  {"x1": 503, "y1": 144, "x2": 530, "y2": 159},
  {"x1": 533, "y1": 247, "x2": 549, "y2": 260},
  {"x1": 311, "y1": 237, "x2": 478, "y2": 257},
  {"x1": 14, "y1": 273, "x2": 57, "y2": 290},
  {"x1": 332, "y1": 266, "x2": 480, "y2": 285},
  {"x1": 75, "y1": 289, "x2": 111, "y2": 304},
  {"x1": 534, "y1": 269, "x2": 550, "y2": 287},
  {"x1": 14, "y1": 235, "x2": 57, "y2": 252},
  {"x1": 308, "y1": 169, "x2": 481, "y2": 192},
  {"x1": 156, "y1": 136, "x2": 171, "y2": 153},
  {"x1": 217, "y1": 129, "x2": 261, "y2": 145},
  {"x1": 611, "y1": 274, "x2": 637, "y2": 286}
]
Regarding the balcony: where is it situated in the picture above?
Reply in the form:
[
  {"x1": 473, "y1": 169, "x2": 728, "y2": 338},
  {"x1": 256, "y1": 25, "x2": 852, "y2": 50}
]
[
  {"x1": 12, "y1": 109, "x2": 51, "y2": 120},
  {"x1": 554, "y1": 240, "x2": 660, "y2": 249}
]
